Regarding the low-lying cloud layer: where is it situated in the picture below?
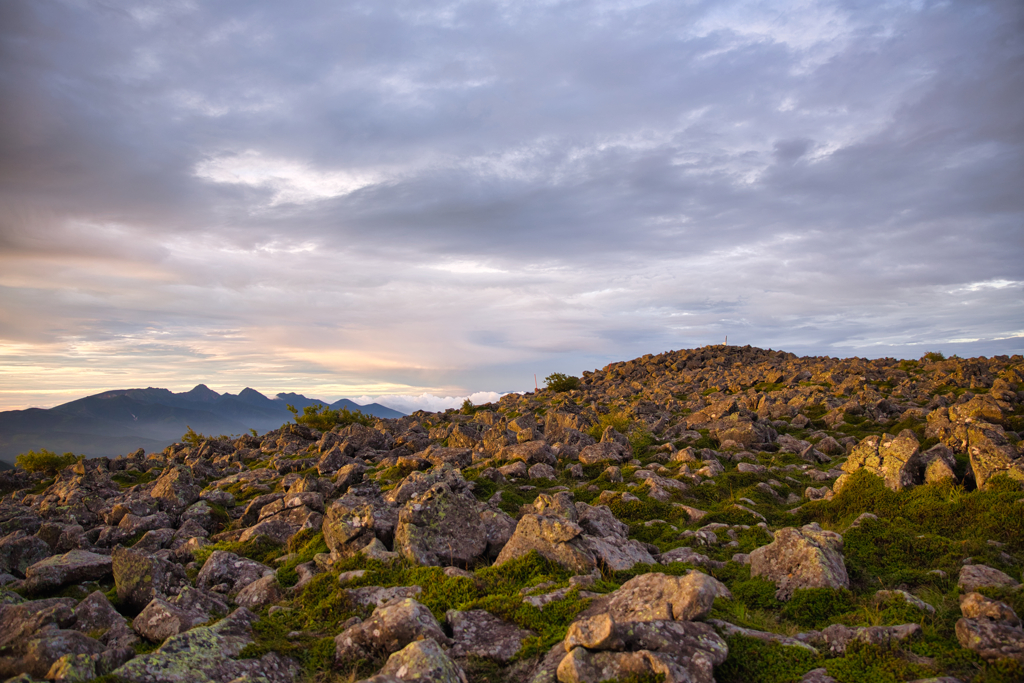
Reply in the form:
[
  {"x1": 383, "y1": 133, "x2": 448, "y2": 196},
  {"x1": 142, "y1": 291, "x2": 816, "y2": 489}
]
[{"x1": 1, "y1": 0, "x2": 1022, "y2": 410}]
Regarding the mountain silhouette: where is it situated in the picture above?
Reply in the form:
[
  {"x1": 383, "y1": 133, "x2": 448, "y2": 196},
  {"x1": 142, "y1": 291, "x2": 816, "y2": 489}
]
[{"x1": 0, "y1": 386, "x2": 404, "y2": 464}]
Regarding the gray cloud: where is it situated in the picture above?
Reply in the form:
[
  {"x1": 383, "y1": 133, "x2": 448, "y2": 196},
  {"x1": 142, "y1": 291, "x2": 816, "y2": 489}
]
[{"x1": 0, "y1": 0, "x2": 1021, "y2": 409}]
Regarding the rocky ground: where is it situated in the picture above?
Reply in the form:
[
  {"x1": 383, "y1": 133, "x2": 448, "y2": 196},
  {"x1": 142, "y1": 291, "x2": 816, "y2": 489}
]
[{"x1": 1, "y1": 345, "x2": 1023, "y2": 683}]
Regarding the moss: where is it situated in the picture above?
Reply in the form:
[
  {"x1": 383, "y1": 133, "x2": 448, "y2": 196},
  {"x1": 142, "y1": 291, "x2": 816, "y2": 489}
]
[
  {"x1": 731, "y1": 576, "x2": 782, "y2": 611},
  {"x1": 276, "y1": 531, "x2": 330, "y2": 588},
  {"x1": 716, "y1": 634, "x2": 820, "y2": 683},
  {"x1": 824, "y1": 641, "x2": 934, "y2": 683},
  {"x1": 779, "y1": 588, "x2": 856, "y2": 629},
  {"x1": 192, "y1": 534, "x2": 285, "y2": 567}
]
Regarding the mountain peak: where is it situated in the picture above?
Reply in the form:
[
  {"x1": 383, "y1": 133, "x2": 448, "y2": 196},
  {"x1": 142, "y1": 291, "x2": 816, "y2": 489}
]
[{"x1": 186, "y1": 384, "x2": 220, "y2": 401}]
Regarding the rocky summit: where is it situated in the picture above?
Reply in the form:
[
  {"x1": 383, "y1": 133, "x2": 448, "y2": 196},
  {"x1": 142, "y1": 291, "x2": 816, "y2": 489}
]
[{"x1": 0, "y1": 344, "x2": 1022, "y2": 683}]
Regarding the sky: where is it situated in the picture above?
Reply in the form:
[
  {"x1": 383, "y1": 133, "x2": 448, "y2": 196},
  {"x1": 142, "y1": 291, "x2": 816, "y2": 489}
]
[{"x1": 1, "y1": 0, "x2": 1022, "y2": 413}]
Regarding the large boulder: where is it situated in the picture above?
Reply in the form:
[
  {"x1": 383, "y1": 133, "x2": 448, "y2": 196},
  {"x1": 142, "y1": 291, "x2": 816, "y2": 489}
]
[
  {"x1": 965, "y1": 423, "x2": 1024, "y2": 490},
  {"x1": 447, "y1": 609, "x2": 534, "y2": 663},
  {"x1": 578, "y1": 443, "x2": 626, "y2": 466},
  {"x1": 834, "y1": 433, "x2": 923, "y2": 492},
  {"x1": 112, "y1": 545, "x2": 189, "y2": 612},
  {"x1": 23, "y1": 550, "x2": 113, "y2": 594},
  {"x1": 112, "y1": 607, "x2": 298, "y2": 683},
  {"x1": 558, "y1": 618, "x2": 728, "y2": 683},
  {"x1": 150, "y1": 466, "x2": 201, "y2": 514},
  {"x1": 749, "y1": 524, "x2": 849, "y2": 600},
  {"x1": 958, "y1": 564, "x2": 1021, "y2": 592},
  {"x1": 600, "y1": 572, "x2": 726, "y2": 623},
  {"x1": 322, "y1": 484, "x2": 399, "y2": 558},
  {"x1": 955, "y1": 618, "x2": 1024, "y2": 663},
  {"x1": 394, "y1": 476, "x2": 514, "y2": 567},
  {"x1": 335, "y1": 598, "x2": 451, "y2": 662},
  {"x1": 501, "y1": 441, "x2": 557, "y2": 466},
  {"x1": 0, "y1": 531, "x2": 51, "y2": 578},
  {"x1": 375, "y1": 638, "x2": 468, "y2": 683},
  {"x1": 195, "y1": 551, "x2": 274, "y2": 596},
  {"x1": 238, "y1": 491, "x2": 324, "y2": 545}
]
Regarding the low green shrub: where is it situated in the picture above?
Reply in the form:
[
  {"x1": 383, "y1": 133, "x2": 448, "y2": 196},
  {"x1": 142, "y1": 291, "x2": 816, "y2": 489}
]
[{"x1": 15, "y1": 449, "x2": 81, "y2": 475}]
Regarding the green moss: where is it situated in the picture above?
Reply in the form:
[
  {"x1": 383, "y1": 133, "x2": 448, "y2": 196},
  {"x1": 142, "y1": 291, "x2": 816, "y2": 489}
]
[
  {"x1": 824, "y1": 641, "x2": 934, "y2": 683},
  {"x1": 716, "y1": 634, "x2": 820, "y2": 683},
  {"x1": 275, "y1": 531, "x2": 330, "y2": 588},
  {"x1": 779, "y1": 588, "x2": 856, "y2": 629},
  {"x1": 731, "y1": 576, "x2": 782, "y2": 610},
  {"x1": 192, "y1": 535, "x2": 285, "y2": 567}
]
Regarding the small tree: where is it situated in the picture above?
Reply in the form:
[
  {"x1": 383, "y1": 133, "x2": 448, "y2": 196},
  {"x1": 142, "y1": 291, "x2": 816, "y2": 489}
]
[
  {"x1": 287, "y1": 403, "x2": 373, "y2": 431},
  {"x1": 15, "y1": 449, "x2": 82, "y2": 475},
  {"x1": 545, "y1": 372, "x2": 581, "y2": 392},
  {"x1": 461, "y1": 398, "x2": 475, "y2": 414}
]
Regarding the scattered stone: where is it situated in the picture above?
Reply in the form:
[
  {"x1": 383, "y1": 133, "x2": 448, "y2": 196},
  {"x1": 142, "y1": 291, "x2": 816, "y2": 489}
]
[{"x1": 749, "y1": 523, "x2": 849, "y2": 600}]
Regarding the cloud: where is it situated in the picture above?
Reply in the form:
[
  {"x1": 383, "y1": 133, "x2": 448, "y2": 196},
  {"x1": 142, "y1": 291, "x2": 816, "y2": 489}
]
[
  {"x1": 0, "y1": 0, "x2": 1021, "y2": 410},
  {"x1": 352, "y1": 392, "x2": 513, "y2": 415}
]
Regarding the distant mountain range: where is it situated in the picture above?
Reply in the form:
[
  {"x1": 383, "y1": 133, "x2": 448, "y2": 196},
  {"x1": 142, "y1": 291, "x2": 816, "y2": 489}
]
[{"x1": 0, "y1": 385, "x2": 405, "y2": 465}]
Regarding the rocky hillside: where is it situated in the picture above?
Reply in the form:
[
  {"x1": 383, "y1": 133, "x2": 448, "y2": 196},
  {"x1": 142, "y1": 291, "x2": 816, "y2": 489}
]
[{"x1": 0, "y1": 345, "x2": 1022, "y2": 683}]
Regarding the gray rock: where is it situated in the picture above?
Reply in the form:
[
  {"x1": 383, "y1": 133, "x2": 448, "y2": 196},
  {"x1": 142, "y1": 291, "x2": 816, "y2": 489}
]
[
  {"x1": 23, "y1": 549, "x2": 113, "y2": 594},
  {"x1": 73, "y1": 590, "x2": 139, "y2": 649},
  {"x1": 749, "y1": 523, "x2": 849, "y2": 600},
  {"x1": 578, "y1": 443, "x2": 625, "y2": 465},
  {"x1": 335, "y1": 598, "x2": 451, "y2": 662},
  {"x1": 955, "y1": 617, "x2": 1024, "y2": 663},
  {"x1": 958, "y1": 564, "x2": 1020, "y2": 592},
  {"x1": 813, "y1": 623, "x2": 922, "y2": 655},
  {"x1": 133, "y1": 598, "x2": 204, "y2": 642},
  {"x1": 447, "y1": 609, "x2": 534, "y2": 662},
  {"x1": 233, "y1": 575, "x2": 284, "y2": 610},
  {"x1": 378, "y1": 638, "x2": 468, "y2": 683},
  {"x1": 150, "y1": 466, "x2": 201, "y2": 514},
  {"x1": 592, "y1": 571, "x2": 726, "y2": 624},
  {"x1": 112, "y1": 607, "x2": 299, "y2": 683},
  {"x1": 195, "y1": 551, "x2": 274, "y2": 596},
  {"x1": 0, "y1": 531, "x2": 51, "y2": 578},
  {"x1": 113, "y1": 545, "x2": 189, "y2": 612}
]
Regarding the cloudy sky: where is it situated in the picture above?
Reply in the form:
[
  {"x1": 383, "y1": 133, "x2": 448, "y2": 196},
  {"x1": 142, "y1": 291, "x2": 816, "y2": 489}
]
[{"x1": 1, "y1": 0, "x2": 1022, "y2": 412}]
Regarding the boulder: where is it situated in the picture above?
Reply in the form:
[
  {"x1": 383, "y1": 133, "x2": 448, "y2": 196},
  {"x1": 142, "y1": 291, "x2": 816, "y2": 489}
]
[
  {"x1": 834, "y1": 433, "x2": 923, "y2": 493},
  {"x1": 335, "y1": 598, "x2": 451, "y2": 662},
  {"x1": 132, "y1": 597, "x2": 204, "y2": 642},
  {"x1": 377, "y1": 638, "x2": 468, "y2": 683},
  {"x1": 234, "y1": 575, "x2": 284, "y2": 610},
  {"x1": 112, "y1": 545, "x2": 190, "y2": 612},
  {"x1": 393, "y1": 477, "x2": 514, "y2": 567},
  {"x1": 72, "y1": 590, "x2": 138, "y2": 650},
  {"x1": 494, "y1": 514, "x2": 595, "y2": 573},
  {"x1": 447, "y1": 609, "x2": 534, "y2": 662},
  {"x1": 960, "y1": 592, "x2": 1020, "y2": 627},
  {"x1": 965, "y1": 422, "x2": 1024, "y2": 490},
  {"x1": 195, "y1": 551, "x2": 274, "y2": 595},
  {"x1": 112, "y1": 607, "x2": 298, "y2": 683},
  {"x1": 0, "y1": 531, "x2": 51, "y2": 578},
  {"x1": 501, "y1": 441, "x2": 557, "y2": 466},
  {"x1": 814, "y1": 623, "x2": 921, "y2": 655},
  {"x1": 578, "y1": 443, "x2": 625, "y2": 465},
  {"x1": 958, "y1": 564, "x2": 1020, "y2": 592},
  {"x1": 600, "y1": 572, "x2": 726, "y2": 623},
  {"x1": 150, "y1": 466, "x2": 201, "y2": 514},
  {"x1": 23, "y1": 550, "x2": 113, "y2": 594},
  {"x1": 956, "y1": 617, "x2": 1024, "y2": 663},
  {"x1": 749, "y1": 524, "x2": 849, "y2": 600},
  {"x1": 322, "y1": 485, "x2": 399, "y2": 558}
]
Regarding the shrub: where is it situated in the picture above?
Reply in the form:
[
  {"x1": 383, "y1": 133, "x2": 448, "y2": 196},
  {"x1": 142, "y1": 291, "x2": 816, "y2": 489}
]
[
  {"x1": 15, "y1": 449, "x2": 81, "y2": 475},
  {"x1": 780, "y1": 588, "x2": 856, "y2": 629},
  {"x1": 287, "y1": 403, "x2": 373, "y2": 431},
  {"x1": 923, "y1": 351, "x2": 945, "y2": 362},
  {"x1": 545, "y1": 372, "x2": 581, "y2": 392}
]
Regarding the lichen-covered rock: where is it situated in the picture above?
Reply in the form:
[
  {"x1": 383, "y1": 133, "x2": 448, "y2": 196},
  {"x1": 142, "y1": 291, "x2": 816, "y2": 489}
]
[
  {"x1": 377, "y1": 638, "x2": 468, "y2": 683},
  {"x1": 72, "y1": 590, "x2": 139, "y2": 650},
  {"x1": 45, "y1": 652, "x2": 97, "y2": 682},
  {"x1": 335, "y1": 598, "x2": 451, "y2": 662},
  {"x1": 13, "y1": 629, "x2": 105, "y2": 679},
  {"x1": 150, "y1": 466, "x2": 201, "y2": 514},
  {"x1": 195, "y1": 551, "x2": 274, "y2": 596},
  {"x1": 447, "y1": 609, "x2": 534, "y2": 662},
  {"x1": 494, "y1": 514, "x2": 595, "y2": 573},
  {"x1": 600, "y1": 572, "x2": 726, "y2": 623},
  {"x1": 958, "y1": 564, "x2": 1020, "y2": 592},
  {"x1": 233, "y1": 575, "x2": 283, "y2": 609},
  {"x1": 238, "y1": 491, "x2": 323, "y2": 545},
  {"x1": 965, "y1": 422, "x2": 1024, "y2": 490},
  {"x1": 322, "y1": 485, "x2": 398, "y2": 558},
  {"x1": 834, "y1": 432, "x2": 923, "y2": 492},
  {"x1": 393, "y1": 478, "x2": 509, "y2": 567},
  {"x1": 749, "y1": 523, "x2": 848, "y2": 600},
  {"x1": 577, "y1": 442, "x2": 625, "y2": 465},
  {"x1": 113, "y1": 545, "x2": 189, "y2": 612},
  {"x1": 23, "y1": 549, "x2": 113, "y2": 593},
  {"x1": 0, "y1": 531, "x2": 51, "y2": 578},
  {"x1": 501, "y1": 440, "x2": 558, "y2": 466},
  {"x1": 955, "y1": 617, "x2": 1024, "y2": 663},
  {"x1": 960, "y1": 592, "x2": 1021, "y2": 627},
  {"x1": 133, "y1": 597, "x2": 204, "y2": 642},
  {"x1": 112, "y1": 607, "x2": 299, "y2": 683}
]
